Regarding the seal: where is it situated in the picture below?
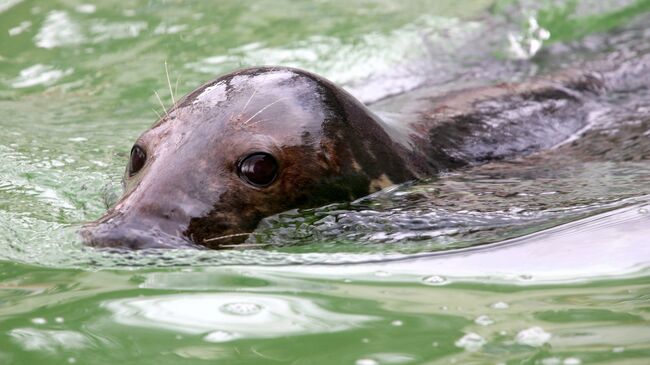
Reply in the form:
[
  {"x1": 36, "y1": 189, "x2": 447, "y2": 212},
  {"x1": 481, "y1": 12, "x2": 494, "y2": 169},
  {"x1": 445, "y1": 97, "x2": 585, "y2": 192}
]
[{"x1": 80, "y1": 52, "x2": 650, "y2": 249}]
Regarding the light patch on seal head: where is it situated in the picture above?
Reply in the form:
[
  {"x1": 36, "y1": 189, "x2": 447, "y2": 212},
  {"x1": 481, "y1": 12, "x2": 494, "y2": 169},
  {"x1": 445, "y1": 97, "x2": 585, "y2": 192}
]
[
  {"x1": 193, "y1": 81, "x2": 227, "y2": 107},
  {"x1": 350, "y1": 159, "x2": 362, "y2": 172},
  {"x1": 369, "y1": 173, "x2": 394, "y2": 192}
]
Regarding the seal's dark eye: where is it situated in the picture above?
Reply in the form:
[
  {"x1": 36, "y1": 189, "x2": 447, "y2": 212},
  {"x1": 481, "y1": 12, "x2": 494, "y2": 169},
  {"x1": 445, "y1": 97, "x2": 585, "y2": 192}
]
[
  {"x1": 238, "y1": 153, "x2": 279, "y2": 187},
  {"x1": 128, "y1": 145, "x2": 146, "y2": 176}
]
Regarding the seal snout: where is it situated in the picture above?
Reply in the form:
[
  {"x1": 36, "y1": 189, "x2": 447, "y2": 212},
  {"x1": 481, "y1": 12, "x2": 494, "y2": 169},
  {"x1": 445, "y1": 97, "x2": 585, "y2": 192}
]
[{"x1": 80, "y1": 219, "x2": 197, "y2": 250}]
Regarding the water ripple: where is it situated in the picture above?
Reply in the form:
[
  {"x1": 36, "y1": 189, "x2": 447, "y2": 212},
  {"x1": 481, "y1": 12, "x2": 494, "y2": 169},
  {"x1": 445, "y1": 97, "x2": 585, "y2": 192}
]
[{"x1": 102, "y1": 293, "x2": 377, "y2": 341}]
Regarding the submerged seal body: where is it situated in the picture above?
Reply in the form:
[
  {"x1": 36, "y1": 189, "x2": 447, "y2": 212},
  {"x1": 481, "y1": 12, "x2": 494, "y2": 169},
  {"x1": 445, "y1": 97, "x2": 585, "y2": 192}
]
[{"x1": 81, "y1": 53, "x2": 650, "y2": 249}]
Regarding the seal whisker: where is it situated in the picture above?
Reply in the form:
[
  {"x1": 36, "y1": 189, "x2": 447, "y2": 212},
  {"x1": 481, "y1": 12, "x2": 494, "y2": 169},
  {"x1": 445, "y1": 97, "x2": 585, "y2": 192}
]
[
  {"x1": 152, "y1": 108, "x2": 162, "y2": 120},
  {"x1": 243, "y1": 97, "x2": 286, "y2": 125},
  {"x1": 241, "y1": 89, "x2": 257, "y2": 115},
  {"x1": 219, "y1": 243, "x2": 269, "y2": 249},
  {"x1": 246, "y1": 118, "x2": 268, "y2": 128},
  {"x1": 154, "y1": 90, "x2": 168, "y2": 117},
  {"x1": 174, "y1": 74, "x2": 181, "y2": 103},
  {"x1": 203, "y1": 232, "x2": 253, "y2": 242},
  {"x1": 164, "y1": 60, "x2": 175, "y2": 106}
]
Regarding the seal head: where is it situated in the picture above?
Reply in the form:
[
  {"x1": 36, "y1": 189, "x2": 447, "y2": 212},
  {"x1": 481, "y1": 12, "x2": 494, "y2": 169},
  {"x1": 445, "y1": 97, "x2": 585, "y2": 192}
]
[{"x1": 81, "y1": 67, "x2": 418, "y2": 249}]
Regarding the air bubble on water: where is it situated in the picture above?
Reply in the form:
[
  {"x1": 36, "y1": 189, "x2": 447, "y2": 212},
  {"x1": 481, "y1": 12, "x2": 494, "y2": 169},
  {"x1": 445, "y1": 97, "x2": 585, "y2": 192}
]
[
  {"x1": 422, "y1": 275, "x2": 448, "y2": 286},
  {"x1": 491, "y1": 301, "x2": 509, "y2": 309},
  {"x1": 563, "y1": 358, "x2": 581, "y2": 365},
  {"x1": 391, "y1": 320, "x2": 403, "y2": 326},
  {"x1": 515, "y1": 326, "x2": 551, "y2": 347},
  {"x1": 219, "y1": 302, "x2": 263, "y2": 316},
  {"x1": 454, "y1": 332, "x2": 486, "y2": 352},
  {"x1": 474, "y1": 315, "x2": 494, "y2": 326},
  {"x1": 374, "y1": 271, "x2": 391, "y2": 277},
  {"x1": 356, "y1": 358, "x2": 378, "y2": 365},
  {"x1": 67, "y1": 358, "x2": 76, "y2": 364},
  {"x1": 31, "y1": 318, "x2": 47, "y2": 325},
  {"x1": 431, "y1": 341, "x2": 439, "y2": 347},
  {"x1": 362, "y1": 338, "x2": 370, "y2": 343},
  {"x1": 612, "y1": 346, "x2": 625, "y2": 353},
  {"x1": 54, "y1": 317, "x2": 64, "y2": 323},
  {"x1": 203, "y1": 330, "x2": 237, "y2": 343}
]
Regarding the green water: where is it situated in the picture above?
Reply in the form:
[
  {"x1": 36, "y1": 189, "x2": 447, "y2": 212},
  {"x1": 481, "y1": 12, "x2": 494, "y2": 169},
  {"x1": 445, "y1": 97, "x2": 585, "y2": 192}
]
[{"x1": 1, "y1": 0, "x2": 650, "y2": 364}]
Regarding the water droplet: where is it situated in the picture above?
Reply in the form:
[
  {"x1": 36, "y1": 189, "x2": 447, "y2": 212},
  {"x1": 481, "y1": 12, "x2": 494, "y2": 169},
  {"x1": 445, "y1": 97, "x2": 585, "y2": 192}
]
[
  {"x1": 563, "y1": 358, "x2": 581, "y2": 365},
  {"x1": 203, "y1": 330, "x2": 237, "y2": 343},
  {"x1": 31, "y1": 318, "x2": 47, "y2": 325},
  {"x1": 507, "y1": 16, "x2": 551, "y2": 60},
  {"x1": 361, "y1": 338, "x2": 370, "y2": 343},
  {"x1": 391, "y1": 320, "x2": 403, "y2": 326},
  {"x1": 491, "y1": 301, "x2": 509, "y2": 309},
  {"x1": 454, "y1": 332, "x2": 486, "y2": 352},
  {"x1": 515, "y1": 326, "x2": 551, "y2": 347},
  {"x1": 422, "y1": 275, "x2": 448, "y2": 286},
  {"x1": 67, "y1": 358, "x2": 76, "y2": 364},
  {"x1": 612, "y1": 346, "x2": 624, "y2": 353},
  {"x1": 219, "y1": 302, "x2": 262, "y2": 316},
  {"x1": 343, "y1": 279, "x2": 352, "y2": 283},
  {"x1": 431, "y1": 341, "x2": 439, "y2": 347},
  {"x1": 55, "y1": 317, "x2": 64, "y2": 323},
  {"x1": 356, "y1": 359, "x2": 378, "y2": 365},
  {"x1": 474, "y1": 315, "x2": 494, "y2": 326}
]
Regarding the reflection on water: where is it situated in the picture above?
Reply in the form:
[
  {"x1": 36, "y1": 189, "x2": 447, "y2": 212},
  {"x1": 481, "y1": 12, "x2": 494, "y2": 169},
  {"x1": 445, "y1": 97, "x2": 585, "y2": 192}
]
[
  {"x1": 9, "y1": 328, "x2": 89, "y2": 353},
  {"x1": 103, "y1": 293, "x2": 377, "y2": 341},
  {"x1": 1, "y1": 263, "x2": 648, "y2": 364}
]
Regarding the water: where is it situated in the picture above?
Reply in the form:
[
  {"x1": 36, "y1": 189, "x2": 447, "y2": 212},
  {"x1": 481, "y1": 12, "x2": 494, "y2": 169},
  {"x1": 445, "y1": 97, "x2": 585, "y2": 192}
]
[{"x1": 1, "y1": 0, "x2": 650, "y2": 363}]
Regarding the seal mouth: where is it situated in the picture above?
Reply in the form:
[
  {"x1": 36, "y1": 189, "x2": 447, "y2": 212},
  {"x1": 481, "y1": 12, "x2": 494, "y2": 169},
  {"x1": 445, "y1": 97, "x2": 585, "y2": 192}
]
[{"x1": 80, "y1": 222, "x2": 200, "y2": 250}]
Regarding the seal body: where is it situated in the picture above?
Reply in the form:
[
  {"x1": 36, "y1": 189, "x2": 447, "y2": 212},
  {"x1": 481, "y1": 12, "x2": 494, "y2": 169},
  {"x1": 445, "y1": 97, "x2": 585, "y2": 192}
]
[{"x1": 81, "y1": 53, "x2": 650, "y2": 249}]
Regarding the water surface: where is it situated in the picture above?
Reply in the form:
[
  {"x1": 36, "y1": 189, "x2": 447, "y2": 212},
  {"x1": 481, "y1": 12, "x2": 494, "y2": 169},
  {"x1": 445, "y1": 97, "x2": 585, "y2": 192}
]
[{"x1": 1, "y1": 0, "x2": 650, "y2": 364}]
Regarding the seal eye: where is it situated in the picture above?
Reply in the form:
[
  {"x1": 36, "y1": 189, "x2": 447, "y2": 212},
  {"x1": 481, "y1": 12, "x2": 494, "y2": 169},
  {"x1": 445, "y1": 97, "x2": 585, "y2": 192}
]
[
  {"x1": 238, "y1": 153, "x2": 279, "y2": 187},
  {"x1": 128, "y1": 145, "x2": 147, "y2": 176}
]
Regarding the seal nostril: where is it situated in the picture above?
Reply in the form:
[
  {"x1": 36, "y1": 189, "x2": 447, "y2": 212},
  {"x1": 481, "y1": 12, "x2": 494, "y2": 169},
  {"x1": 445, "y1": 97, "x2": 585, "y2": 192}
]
[{"x1": 162, "y1": 209, "x2": 176, "y2": 220}]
